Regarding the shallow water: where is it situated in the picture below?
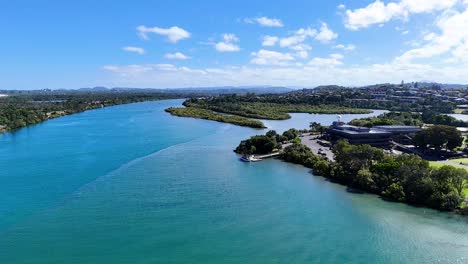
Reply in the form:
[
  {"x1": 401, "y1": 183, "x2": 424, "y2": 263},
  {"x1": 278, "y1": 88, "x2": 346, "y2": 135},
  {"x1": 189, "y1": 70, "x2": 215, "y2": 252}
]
[{"x1": 1, "y1": 100, "x2": 467, "y2": 263}]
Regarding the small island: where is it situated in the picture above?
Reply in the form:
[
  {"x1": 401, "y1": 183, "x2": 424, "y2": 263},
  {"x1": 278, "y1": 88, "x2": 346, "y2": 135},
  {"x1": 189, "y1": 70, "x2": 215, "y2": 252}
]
[{"x1": 165, "y1": 107, "x2": 266, "y2": 128}]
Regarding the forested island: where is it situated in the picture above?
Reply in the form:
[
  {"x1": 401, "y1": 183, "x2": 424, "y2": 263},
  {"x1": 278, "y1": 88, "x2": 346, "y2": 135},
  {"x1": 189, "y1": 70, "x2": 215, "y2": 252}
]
[{"x1": 165, "y1": 107, "x2": 265, "y2": 128}]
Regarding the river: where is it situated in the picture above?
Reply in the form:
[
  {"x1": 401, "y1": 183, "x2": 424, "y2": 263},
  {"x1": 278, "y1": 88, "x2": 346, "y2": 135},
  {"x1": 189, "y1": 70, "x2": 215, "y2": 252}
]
[{"x1": 0, "y1": 99, "x2": 467, "y2": 263}]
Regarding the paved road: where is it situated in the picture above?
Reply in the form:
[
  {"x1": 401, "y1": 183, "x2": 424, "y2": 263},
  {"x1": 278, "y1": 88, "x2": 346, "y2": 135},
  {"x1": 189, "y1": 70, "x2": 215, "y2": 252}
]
[{"x1": 299, "y1": 134, "x2": 334, "y2": 161}]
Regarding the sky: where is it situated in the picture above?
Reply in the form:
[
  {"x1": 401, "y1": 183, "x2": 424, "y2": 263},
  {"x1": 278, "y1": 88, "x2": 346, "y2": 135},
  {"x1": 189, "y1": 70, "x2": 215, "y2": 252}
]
[{"x1": 2, "y1": 0, "x2": 468, "y2": 89}]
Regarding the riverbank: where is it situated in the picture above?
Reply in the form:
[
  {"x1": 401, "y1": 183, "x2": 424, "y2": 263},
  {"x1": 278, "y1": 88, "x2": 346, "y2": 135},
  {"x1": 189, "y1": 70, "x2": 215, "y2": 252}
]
[
  {"x1": 281, "y1": 141, "x2": 468, "y2": 214},
  {"x1": 235, "y1": 129, "x2": 468, "y2": 215},
  {"x1": 0, "y1": 93, "x2": 181, "y2": 133}
]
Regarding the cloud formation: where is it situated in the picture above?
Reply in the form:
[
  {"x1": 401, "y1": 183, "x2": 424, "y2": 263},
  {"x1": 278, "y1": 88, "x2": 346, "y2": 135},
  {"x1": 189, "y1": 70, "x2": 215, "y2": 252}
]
[
  {"x1": 215, "y1": 34, "x2": 240, "y2": 52},
  {"x1": 103, "y1": 61, "x2": 468, "y2": 88},
  {"x1": 122, "y1": 46, "x2": 145, "y2": 54},
  {"x1": 165, "y1": 52, "x2": 191, "y2": 60},
  {"x1": 396, "y1": 8, "x2": 468, "y2": 63},
  {"x1": 137, "y1": 25, "x2": 191, "y2": 43},
  {"x1": 309, "y1": 54, "x2": 344, "y2": 67},
  {"x1": 262, "y1": 35, "x2": 279, "y2": 46},
  {"x1": 245, "y1": 16, "x2": 284, "y2": 27},
  {"x1": 250, "y1": 49, "x2": 295, "y2": 66},
  {"x1": 315, "y1": 23, "x2": 338, "y2": 43},
  {"x1": 344, "y1": 0, "x2": 458, "y2": 30},
  {"x1": 279, "y1": 27, "x2": 317, "y2": 47},
  {"x1": 334, "y1": 44, "x2": 356, "y2": 51}
]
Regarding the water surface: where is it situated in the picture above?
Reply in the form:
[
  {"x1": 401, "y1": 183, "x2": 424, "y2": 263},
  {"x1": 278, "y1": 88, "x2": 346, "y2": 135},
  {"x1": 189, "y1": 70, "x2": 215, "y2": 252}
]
[{"x1": 1, "y1": 100, "x2": 467, "y2": 263}]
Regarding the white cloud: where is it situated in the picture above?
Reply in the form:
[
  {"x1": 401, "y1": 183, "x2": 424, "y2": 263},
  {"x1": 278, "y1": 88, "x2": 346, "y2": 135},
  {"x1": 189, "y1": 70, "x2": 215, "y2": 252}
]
[
  {"x1": 334, "y1": 44, "x2": 356, "y2": 51},
  {"x1": 395, "y1": 8, "x2": 468, "y2": 63},
  {"x1": 262, "y1": 35, "x2": 279, "y2": 46},
  {"x1": 215, "y1": 34, "x2": 240, "y2": 52},
  {"x1": 250, "y1": 49, "x2": 295, "y2": 66},
  {"x1": 122, "y1": 46, "x2": 145, "y2": 55},
  {"x1": 279, "y1": 27, "x2": 317, "y2": 47},
  {"x1": 309, "y1": 54, "x2": 344, "y2": 67},
  {"x1": 315, "y1": 23, "x2": 338, "y2": 43},
  {"x1": 245, "y1": 16, "x2": 284, "y2": 27},
  {"x1": 338, "y1": 4, "x2": 346, "y2": 10},
  {"x1": 295, "y1": 50, "x2": 309, "y2": 59},
  {"x1": 344, "y1": 0, "x2": 458, "y2": 30},
  {"x1": 102, "y1": 61, "x2": 468, "y2": 88},
  {"x1": 222, "y1": 33, "x2": 239, "y2": 43},
  {"x1": 215, "y1": 42, "x2": 241, "y2": 52},
  {"x1": 137, "y1": 25, "x2": 191, "y2": 43},
  {"x1": 290, "y1": 44, "x2": 312, "y2": 59},
  {"x1": 165, "y1": 52, "x2": 191, "y2": 60}
]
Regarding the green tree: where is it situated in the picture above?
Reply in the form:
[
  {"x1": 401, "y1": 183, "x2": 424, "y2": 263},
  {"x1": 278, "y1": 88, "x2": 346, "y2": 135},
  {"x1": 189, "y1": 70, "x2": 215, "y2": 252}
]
[
  {"x1": 282, "y1": 129, "x2": 298, "y2": 140},
  {"x1": 309, "y1": 122, "x2": 326, "y2": 135},
  {"x1": 333, "y1": 140, "x2": 384, "y2": 176},
  {"x1": 382, "y1": 183, "x2": 405, "y2": 202},
  {"x1": 414, "y1": 125, "x2": 463, "y2": 151},
  {"x1": 234, "y1": 135, "x2": 280, "y2": 155}
]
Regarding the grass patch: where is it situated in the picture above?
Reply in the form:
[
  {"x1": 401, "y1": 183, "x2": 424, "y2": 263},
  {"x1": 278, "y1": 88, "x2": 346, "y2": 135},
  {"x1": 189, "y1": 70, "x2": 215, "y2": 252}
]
[
  {"x1": 429, "y1": 161, "x2": 468, "y2": 172},
  {"x1": 449, "y1": 158, "x2": 468, "y2": 164}
]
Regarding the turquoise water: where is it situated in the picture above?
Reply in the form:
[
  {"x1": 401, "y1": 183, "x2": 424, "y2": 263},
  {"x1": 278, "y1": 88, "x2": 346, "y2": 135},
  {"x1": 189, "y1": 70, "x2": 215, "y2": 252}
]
[{"x1": 1, "y1": 100, "x2": 467, "y2": 263}]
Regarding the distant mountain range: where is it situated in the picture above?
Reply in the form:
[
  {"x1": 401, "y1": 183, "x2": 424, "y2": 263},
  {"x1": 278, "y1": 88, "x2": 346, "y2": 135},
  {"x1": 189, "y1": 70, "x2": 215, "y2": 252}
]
[
  {"x1": 75, "y1": 86, "x2": 294, "y2": 94},
  {"x1": 3, "y1": 82, "x2": 467, "y2": 95}
]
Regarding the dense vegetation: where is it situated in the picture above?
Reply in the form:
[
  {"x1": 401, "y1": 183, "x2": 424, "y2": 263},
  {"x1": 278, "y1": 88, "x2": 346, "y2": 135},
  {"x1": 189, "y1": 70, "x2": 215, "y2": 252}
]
[
  {"x1": 413, "y1": 125, "x2": 463, "y2": 151},
  {"x1": 349, "y1": 111, "x2": 468, "y2": 128},
  {"x1": 281, "y1": 140, "x2": 468, "y2": 212},
  {"x1": 208, "y1": 85, "x2": 457, "y2": 114},
  {"x1": 184, "y1": 95, "x2": 372, "y2": 120},
  {"x1": 422, "y1": 111, "x2": 468, "y2": 127},
  {"x1": 165, "y1": 107, "x2": 265, "y2": 128},
  {"x1": 234, "y1": 129, "x2": 298, "y2": 154},
  {"x1": 0, "y1": 92, "x2": 180, "y2": 132},
  {"x1": 349, "y1": 112, "x2": 423, "y2": 127}
]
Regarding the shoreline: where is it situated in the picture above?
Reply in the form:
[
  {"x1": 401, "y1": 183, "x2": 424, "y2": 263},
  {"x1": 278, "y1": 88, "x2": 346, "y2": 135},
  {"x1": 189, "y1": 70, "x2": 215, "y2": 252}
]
[
  {"x1": 0, "y1": 97, "x2": 180, "y2": 134},
  {"x1": 234, "y1": 129, "x2": 468, "y2": 216}
]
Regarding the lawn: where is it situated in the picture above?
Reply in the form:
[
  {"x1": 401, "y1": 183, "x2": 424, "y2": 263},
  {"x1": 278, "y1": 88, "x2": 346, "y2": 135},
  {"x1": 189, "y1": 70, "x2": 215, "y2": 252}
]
[
  {"x1": 428, "y1": 161, "x2": 468, "y2": 172},
  {"x1": 449, "y1": 158, "x2": 468, "y2": 164}
]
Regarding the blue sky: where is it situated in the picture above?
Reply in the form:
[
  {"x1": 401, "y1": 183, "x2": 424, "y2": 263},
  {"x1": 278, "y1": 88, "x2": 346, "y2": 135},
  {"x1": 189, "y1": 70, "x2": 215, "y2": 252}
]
[{"x1": 1, "y1": 0, "x2": 468, "y2": 89}]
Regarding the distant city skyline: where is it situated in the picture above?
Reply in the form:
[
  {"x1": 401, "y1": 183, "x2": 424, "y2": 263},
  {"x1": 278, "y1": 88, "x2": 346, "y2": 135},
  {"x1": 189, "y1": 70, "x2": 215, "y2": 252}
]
[{"x1": 2, "y1": 0, "x2": 468, "y2": 89}]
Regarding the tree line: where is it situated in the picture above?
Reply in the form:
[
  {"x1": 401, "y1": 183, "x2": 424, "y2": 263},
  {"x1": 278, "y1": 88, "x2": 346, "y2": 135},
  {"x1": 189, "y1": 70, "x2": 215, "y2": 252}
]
[
  {"x1": 349, "y1": 111, "x2": 468, "y2": 128},
  {"x1": 281, "y1": 140, "x2": 467, "y2": 212},
  {"x1": 165, "y1": 107, "x2": 265, "y2": 129},
  {"x1": 0, "y1": 92, "x2": 180, "y2": 132}
]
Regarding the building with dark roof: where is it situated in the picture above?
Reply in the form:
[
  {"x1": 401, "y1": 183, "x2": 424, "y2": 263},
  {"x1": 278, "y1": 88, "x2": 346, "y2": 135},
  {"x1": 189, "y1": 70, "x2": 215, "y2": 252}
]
[{"x1": 326, "y1": 122, "x2": 421, "y2": 147}]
